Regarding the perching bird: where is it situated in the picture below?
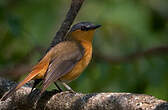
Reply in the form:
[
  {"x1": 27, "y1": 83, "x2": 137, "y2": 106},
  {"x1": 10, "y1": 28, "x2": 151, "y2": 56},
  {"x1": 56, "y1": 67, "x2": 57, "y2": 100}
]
[{"x1": 0, "y1": 22, "x2": 101, "y2": 102}]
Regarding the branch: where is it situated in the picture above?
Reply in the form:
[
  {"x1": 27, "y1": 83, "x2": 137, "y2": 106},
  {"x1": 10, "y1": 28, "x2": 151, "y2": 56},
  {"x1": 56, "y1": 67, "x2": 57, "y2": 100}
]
[
  {"x1": 0, "y1": 0, "x2": 85, "y2": 82},
  {"x1": 94, "y1": 45, "x2": 168, "y2": 64},
  {"x1": 0, "y1": 77, "x2": 168, "y2": 110},
  {"x1": 47, "y1": 0, "x2": 85, "y2": 51},
  {"x1": 1, "y1": 46, "x2": 168, "y2": 79}
]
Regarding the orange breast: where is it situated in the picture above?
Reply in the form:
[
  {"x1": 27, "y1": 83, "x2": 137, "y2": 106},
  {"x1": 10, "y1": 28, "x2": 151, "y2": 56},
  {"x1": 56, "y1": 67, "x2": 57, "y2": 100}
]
[{"x1": 60, "y1": 41, "x2": 92, "y2": 83}]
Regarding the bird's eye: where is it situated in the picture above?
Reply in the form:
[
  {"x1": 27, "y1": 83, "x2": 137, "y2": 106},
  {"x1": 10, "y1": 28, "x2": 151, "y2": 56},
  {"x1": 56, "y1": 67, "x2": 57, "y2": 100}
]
[{"x1": 81, "y1": 26, "x2": 88, "y2": 31}]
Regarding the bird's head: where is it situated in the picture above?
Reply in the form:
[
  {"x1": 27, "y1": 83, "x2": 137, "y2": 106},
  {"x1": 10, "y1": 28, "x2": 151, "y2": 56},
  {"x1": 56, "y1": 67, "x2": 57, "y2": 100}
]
[{"x1": 69, "y1": 22, "x2": 101, "y2": 42}]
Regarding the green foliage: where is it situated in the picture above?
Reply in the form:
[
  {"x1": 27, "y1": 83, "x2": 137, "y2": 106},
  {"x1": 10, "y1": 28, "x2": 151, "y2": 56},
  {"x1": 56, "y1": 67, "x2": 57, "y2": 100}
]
[{"x1": 0, "y1": 0, "x2": 168, "y2": 100}]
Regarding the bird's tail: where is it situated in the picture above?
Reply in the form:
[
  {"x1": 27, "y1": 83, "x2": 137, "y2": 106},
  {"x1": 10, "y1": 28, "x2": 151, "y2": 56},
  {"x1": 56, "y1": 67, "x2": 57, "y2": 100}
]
[
  {"x1": 0, "y1": 54, "x2": 50, "y2": 101},
  {"x1": 0, "y1": 71, "x2": 39, "y2": 101}
]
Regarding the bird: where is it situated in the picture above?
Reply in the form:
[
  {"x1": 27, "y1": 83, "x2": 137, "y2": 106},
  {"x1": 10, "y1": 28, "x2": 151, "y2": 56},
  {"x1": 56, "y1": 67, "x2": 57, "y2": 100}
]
[{"x1": 0, "y1": 22, "x2": 101, "y2": 102}]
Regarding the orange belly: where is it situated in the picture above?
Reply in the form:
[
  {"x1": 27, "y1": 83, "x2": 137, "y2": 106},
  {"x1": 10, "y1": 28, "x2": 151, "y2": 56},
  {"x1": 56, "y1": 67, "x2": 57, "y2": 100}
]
[{"x1": 60, "y1": 41, "x2": 92, "y2": 83}]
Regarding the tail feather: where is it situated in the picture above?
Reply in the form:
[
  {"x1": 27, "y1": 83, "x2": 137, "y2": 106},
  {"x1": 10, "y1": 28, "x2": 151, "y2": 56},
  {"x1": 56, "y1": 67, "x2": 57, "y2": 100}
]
[
  {"x1": 0, "y1": 71, "x2": 39, "y2": 101},
  {"x1": 0, "y1": 54, "x2": 50, "y2": 101}
]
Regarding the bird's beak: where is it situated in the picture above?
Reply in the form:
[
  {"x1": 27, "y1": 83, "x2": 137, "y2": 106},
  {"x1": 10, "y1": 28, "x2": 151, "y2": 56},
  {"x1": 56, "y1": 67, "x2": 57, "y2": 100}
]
[{"x1": 90, "y1": 24, "x2": 101, "y2": 30}]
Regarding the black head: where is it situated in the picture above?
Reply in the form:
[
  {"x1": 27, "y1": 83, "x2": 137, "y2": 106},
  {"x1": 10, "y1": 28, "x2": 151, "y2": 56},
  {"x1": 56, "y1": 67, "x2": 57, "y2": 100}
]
[{"x1": 70, "y1": 22, "x2": 101, "y2": 32}]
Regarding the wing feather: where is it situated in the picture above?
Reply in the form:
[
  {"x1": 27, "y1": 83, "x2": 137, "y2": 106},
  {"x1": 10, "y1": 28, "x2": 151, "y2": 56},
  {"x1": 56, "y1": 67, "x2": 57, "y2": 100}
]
[{"x1": 40, "y1": 41, "x2": 84, "y2": 94}]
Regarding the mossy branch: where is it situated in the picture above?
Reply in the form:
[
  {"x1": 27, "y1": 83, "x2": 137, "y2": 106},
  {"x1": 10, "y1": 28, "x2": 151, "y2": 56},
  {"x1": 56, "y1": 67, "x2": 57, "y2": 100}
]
[{"x1": 0, "y1": 77, "x2": 168, "y2": 110}]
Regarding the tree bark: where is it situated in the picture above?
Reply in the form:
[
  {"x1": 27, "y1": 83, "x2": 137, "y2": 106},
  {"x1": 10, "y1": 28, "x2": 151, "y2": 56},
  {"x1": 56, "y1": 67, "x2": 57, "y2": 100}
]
[
  {"x1": 46, "y1": 0, "x2": 85, "y2": 52},
  {"x1": 0, "y1": 77, "x2": 168, "y2": 110}
]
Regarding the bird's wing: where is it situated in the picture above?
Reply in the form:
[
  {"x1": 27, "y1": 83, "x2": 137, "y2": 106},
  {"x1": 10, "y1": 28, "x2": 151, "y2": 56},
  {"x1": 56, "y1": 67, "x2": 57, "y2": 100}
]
[{"x1": 40, "y1": 41, "x2": 84, "y2": 94}]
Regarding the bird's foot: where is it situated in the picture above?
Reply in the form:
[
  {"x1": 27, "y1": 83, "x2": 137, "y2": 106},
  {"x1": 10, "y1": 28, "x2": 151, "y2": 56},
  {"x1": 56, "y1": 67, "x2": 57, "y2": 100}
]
[{"x1": 67, "y1": 89, "x2": 75, "y2": 93}]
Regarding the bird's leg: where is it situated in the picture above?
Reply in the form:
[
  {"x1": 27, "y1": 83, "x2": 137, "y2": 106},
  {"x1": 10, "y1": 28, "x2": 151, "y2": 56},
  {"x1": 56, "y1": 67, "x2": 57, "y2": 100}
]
[
  {"x1": 61, "y1": 82, "x2": 75, "y2": 93},
  {"x1": 30, "y1": 79, "x2": 42, "y2": 93},
  {"x1": 54, "y1": 82, "x2": 62, "y2": 92}
]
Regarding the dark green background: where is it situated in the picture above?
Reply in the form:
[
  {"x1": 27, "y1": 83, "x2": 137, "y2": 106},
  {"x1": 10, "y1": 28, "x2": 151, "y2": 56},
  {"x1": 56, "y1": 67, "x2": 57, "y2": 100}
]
[{"x1": 0, "y1": 0, "x2": 168, "y2": 100}]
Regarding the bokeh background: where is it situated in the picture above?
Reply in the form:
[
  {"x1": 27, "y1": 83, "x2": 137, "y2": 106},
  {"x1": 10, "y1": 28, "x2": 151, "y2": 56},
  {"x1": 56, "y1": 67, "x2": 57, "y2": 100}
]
[{"x1": 0, "y1": 0, "x2": 168, "y2": 100}]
